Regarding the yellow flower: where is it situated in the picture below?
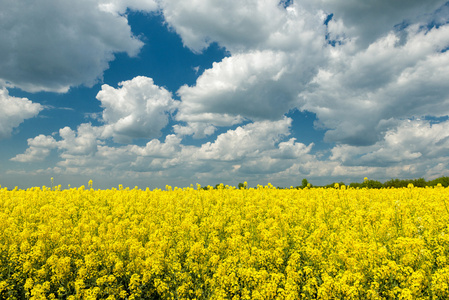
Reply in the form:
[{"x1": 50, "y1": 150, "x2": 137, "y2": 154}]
[{"x1": 1, "y1": 183, "x2": 448, "y2": 298}]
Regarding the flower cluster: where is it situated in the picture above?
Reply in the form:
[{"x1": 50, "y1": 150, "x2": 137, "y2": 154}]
[{"x1": 0, "y1": 184, "x2": 448, "y2": 299}]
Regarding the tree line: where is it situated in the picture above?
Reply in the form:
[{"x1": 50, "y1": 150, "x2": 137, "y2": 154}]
[
  {"x1": 200, "y1": 176, "x2": 449, "y2": 190},
  {"x1": 316, "y1": 176, "x2": 449, "y2": 189}
]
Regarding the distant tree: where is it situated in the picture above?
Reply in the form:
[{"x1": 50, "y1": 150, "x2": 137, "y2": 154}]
[
  {"x1": 349, "y1": 182, "x2": 363, "y2": 188},
  {"x1": 384, "y1": 178, "x2": 404, "y2": 188},
  {"x1": 325, "y1": 182, "x2": 345, "y2": 188},
  {"x1": 301, "y1": 178, "x2": 309, "y2": 188},
  {"x1": 384, "y1": 178, "x2": 426, "y2": 188},
  {"x1": 427, "y1": 176, "x2": 449, "y2": 187},
  {"x1": 412, "y1": 178, "x2": 426, "y2": 187},
  {"x1": 363, "y1": 179, "x2": 383, "y2": 189},
  {"x1": 238, "y1": 182, "x2": 246, "y2": 189}
]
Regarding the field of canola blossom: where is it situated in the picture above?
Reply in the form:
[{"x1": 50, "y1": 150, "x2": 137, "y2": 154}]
[{"x1": 1, "y1": 183, "x2": 449, "y2": 300}]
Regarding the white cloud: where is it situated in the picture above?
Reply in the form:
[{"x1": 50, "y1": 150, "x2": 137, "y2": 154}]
[
  {"x1": 164, "y1": 1, "x2": 328, "y2": 137},
  {"x1": 96, "y1": 76, "x2": 179, "y2": 143},
  {"x1": 98, "y1": 0, "x2": 158, "y2": 14},
  {"x1": 303, "y1": 0, "x2": 448, "y2": 48},
  {"x1": 175, "y1": 46, "x2": 326, "y2": 137},
  {"x1": 0, "y1": 0, "x2": 145, "y2": 92},
  {"x1": 10, "y1": 116, "x2": 317, "y2": 186},
  {"x1": 130, "y1": 134, "x2": 182, "y2": 157},
  {"x1": 272, "y1": 138, "x2": 314, "y2": 160},
  {"x1": 171, "y1": 49, "x2": 306, "y2": 138},
  {"x1": 331, "y1": 119, "x2": 449, "y2": 166},
  {"x1": 160, "y1": 0, "x2": 327, "y2": 53},
  {"x1": 299, "y1": 24, "x2": 449, "y2": 146},
  {"x1": 173, "y1": 122, "x2": 218, "y2": 139},
  {"x1": 162, "y1": 0, "x2": 449, "y2": 146},
  {"x1": 6, "y1": 0, "x2": 449, "y2": 187},
  {"x1": 159, "y1": 0, "x2": 285, "y2": 53},
  {"x1": 0, "y1": 88, "x2": 43, "y2": 139},
  {"x1": 196, "y1": 118, "x2": 292, "y2": 161},
  {"x1": 424, "y1": 159, "x2": 449, "y2": 180},
  {"x1": 10, "y1": 115, "x2": 449, "y2": 187},
  {"x1": 239, "y1": 156, "x2": 293, "y2": 175},
  {"x1": 277, "y1": 118, "x2": 449, "y2": 183},
  {"x1": 58, "y1": 124, "x2": 102, "y2": 156},
  {"x1": 10, "y1": 134, "x2": 57, "y2": 162},
  {"x1": 10, "y1": 76, "x2": 179, "y2": 166},
  {"x1": 176, "y1": 51, "x2": 292, "y2": 132}
]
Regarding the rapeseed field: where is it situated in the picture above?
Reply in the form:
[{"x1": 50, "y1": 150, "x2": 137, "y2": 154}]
[{"x1": 0, "y1": 183, "x2": 448, "y2": 299}]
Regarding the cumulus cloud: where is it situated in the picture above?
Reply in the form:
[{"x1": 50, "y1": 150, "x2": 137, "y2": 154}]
[
  {"x1": 272, "y1": 138, "x2": 314, "y2": 160},
  {"x1": 0, "y1": 0, "x2": 145, "y2": 92},
  {"x1": 196, "y1": 118, "x2": 292, "y2": 161},
  {"x1": 299, "y1": 24, "x2": 449, "y2": 146},
  {"x1": 11, "y1": 116, "x2": 449, "y2": 186},
  {"x1": 58, "y1": 124, "x2": 102, "y2": 156},
  {"x1": 96, "y1": 76, "x2": 179, "y2": 143},
  {"x1": 131, "y1": 134, "x2": 182, "y2": 158},
  {"x1": 7, "y1": 0, "x2": 449, "y2": 187},
  {"x1": 164, "y1": 0, "x2": 449, "y2": 146},
  {"x1": 10, "y1": 123, "x2": 101, "y2": 163},
  {"x1": 159, "y1": 0, "x2": 286, "y2": 53},
  {"x1": 302, "y1": 0, "x2": 448, "y2": 48},
  {"x1": 98, "y1": 0, "x2": 158, "y2": 14},
  {"x1": 175, "y1": 47, "x2": 325, "y2": 136},
  {"x1": 0, "y1": 88, "x2": 43, "y2": 139},
  {"x1": 10, "y1": 135, "x2": 57, "y2": 162},
  {"x1": 280, "y1": 118, "x2": 449, "y2": 183},
  {"x1": 11, "y1": 116, "x2": 316, "y2": 186},
  {"x1": 160, "y1": 0, "x2": 328, "y2": 53},
  {"x1": 330, "y1": 119, "x2": 449, "y2": 167},
  {"x1": 173, "y1": 122, "x2": 218, "y2": 139},
  {"x1": 164, "y1": 1, "x2": 328, "y2": 138},
  {"x1": 177, "y1": 51, "x2": 293, "y2": 124}
]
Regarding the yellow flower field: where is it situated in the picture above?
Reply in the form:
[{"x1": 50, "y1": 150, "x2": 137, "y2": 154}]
[{"x1": 1, "y1": 184, "x2": 448, "y2": 299}]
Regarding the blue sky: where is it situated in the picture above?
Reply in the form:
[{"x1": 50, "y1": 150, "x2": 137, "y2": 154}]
[{"x1": 1, "y1": 0, "x2": 449, "y2": 189}]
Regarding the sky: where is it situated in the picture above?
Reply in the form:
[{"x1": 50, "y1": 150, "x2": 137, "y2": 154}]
[{"x1": 1, "y1": 0, "x2": 449, "y2": 189}]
